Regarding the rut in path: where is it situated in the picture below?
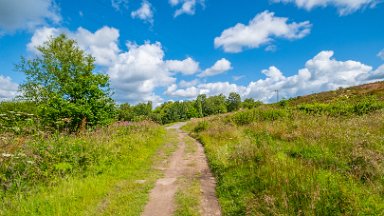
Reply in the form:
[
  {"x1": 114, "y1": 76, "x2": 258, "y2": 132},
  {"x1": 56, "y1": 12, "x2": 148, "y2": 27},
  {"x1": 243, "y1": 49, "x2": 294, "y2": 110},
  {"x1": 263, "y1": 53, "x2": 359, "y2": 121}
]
[{"x1": 141, "y1": 122, "x2": 221, "y2": 216}]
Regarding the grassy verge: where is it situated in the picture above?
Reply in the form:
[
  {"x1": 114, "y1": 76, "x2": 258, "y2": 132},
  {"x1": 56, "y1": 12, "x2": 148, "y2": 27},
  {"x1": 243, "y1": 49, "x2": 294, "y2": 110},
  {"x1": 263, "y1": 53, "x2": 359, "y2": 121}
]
[
  {"x1": 0, "y1": 121, "x2": 175, "y2": 215},
  {"x1": 183, "y1": 107, "x2": 384, "y2": 215}
]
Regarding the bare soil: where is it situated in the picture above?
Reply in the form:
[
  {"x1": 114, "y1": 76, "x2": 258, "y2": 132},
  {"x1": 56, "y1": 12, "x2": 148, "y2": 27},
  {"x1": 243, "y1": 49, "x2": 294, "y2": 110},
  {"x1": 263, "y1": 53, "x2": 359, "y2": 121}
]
[{"x1": 142, "y1": 122, "x2": 221, "y2": 216}]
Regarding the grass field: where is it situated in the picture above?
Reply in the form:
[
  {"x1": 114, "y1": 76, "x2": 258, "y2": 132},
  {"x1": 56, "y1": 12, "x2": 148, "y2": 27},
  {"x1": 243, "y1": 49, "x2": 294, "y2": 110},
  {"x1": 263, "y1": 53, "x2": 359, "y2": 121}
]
[
  {"x1": 0, "y1": 121, "x2": 177, "y2": 215},
  {"x1": 183, "y1": 99, "x2": 384, "y2": 215}
]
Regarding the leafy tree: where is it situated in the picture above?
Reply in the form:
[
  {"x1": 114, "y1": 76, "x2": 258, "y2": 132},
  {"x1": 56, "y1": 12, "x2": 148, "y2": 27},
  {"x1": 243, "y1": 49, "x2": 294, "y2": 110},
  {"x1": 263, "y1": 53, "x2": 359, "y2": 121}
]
[
  {"x1": 17, "y1": 34, "x2": 115, "y2": 131},
  {"x1": 195, "y1": 94, "x2": 206, "y2": 117},
  {"x1": 184, "y1": 101, "x2": 199, "y2": 119},
  {"x1": 226, "y1": 92, "x2": 241, "y2": 112},
  {"x1": 117, "y1": 103, "x2": 134, "y2": 121},
  {"x1": 242, "y1": 98, "x2": 263, "y2": 109},
  {"x1": 153, "y1": 101, "x2": 198, "y2": 124},
  {"x1": 203, "y1": 94, "x2": 227, "y2": 116},
  {"x1": 132, "y1": 101, "x2": 152, "y2": 116}
]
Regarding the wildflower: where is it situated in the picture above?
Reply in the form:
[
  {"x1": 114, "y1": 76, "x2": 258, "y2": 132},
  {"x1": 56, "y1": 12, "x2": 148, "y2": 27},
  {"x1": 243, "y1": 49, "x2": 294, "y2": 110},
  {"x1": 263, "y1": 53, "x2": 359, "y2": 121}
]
[{"x1": 2, "y1": 153, "x2": 13, "y2": 157}]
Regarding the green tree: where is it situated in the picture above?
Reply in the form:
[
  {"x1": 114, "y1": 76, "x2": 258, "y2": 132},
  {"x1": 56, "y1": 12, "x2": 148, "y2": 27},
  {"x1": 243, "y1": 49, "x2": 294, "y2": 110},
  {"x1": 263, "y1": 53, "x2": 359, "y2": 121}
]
[
  {"x1": 204, "y1": 94, "x2": 227, "y2": 116},
  {"x1": 117, "y1": 103, "x2": 134, "y2": 121},
  {"x1": 226, "y1": 92, "x2": 241, "y2": 112},
  {"x1": 195, "y1": 94, "x2": 206, "y2": 117},
  {"x1": 132, "y1": 101, "x2": 152, "y2": 116},
  {"x1": 17, "y1": 34, "x2": 115, "y2": 131},
  {"x1": 242, "y1": 98, "x2": 263, "y2": 109}
]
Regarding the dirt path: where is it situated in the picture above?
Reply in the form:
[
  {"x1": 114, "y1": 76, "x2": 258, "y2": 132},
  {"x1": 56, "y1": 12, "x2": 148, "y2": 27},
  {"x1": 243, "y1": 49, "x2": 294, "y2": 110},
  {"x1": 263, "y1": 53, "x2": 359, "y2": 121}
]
[{"x1": 142, "y1": 122, "x2": 221, "y2": 216}]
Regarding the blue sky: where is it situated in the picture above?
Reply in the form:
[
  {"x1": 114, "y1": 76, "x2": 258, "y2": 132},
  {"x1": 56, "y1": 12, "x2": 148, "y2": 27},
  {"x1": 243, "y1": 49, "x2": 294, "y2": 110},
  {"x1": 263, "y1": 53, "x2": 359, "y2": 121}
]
[{"x1": 0, "y1": 0, "x2": 383, "y2": 104}]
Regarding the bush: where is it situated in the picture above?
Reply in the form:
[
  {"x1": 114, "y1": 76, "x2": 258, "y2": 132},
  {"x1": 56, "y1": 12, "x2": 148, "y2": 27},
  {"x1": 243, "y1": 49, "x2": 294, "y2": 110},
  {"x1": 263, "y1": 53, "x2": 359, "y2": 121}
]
[
  {"x1": 193, "y1": 121, "x2": 209, "y2": 133},
  {"x1": 257, "y1": 109, "x2": 288, "y2": 121},
  {"x1": 230, "y1": 108, "x2": 288, "y2": 126},
  {"x1": 298, "y1": 98, "x2": 384, "y2": 117},
  {"x1": 231, "y1": 110, "x2": 254, "y2": 125}
]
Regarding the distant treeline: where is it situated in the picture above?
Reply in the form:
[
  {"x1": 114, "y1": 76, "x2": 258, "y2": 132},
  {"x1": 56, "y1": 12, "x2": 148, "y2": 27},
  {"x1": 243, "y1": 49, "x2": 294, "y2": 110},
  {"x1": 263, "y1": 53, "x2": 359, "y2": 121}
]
[
  {"x1": 0, "y1": 92, "x2": 263, "y2": 133},
  {"x1": 117, "y1": 93, "x2": 263, "y2": 124},
  {"x1": 3, "y1": 92, "x2": 384, "y2": 134}
]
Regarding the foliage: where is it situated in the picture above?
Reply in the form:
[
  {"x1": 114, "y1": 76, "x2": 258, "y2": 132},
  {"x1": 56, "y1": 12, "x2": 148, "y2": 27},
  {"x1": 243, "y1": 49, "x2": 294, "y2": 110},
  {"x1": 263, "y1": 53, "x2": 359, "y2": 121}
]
[
  {"x1": 154, "y1": 101, "x2": 198, "y2": 124},
  {"x1": 278, "y1": 98, "x2": 289, "y2": 107},
  {"x1": 184, "y1": 99, "x2": 384, "y2": 215},
  {"x1": 297, "y1": 96, "x2": 384, "y2": 117},
  {"x1": 117, "y1": 101, "x2": 153, "y2": 122},
  {"x1": 226, "y1": 92, "x2": 241, "y2": 112},
  {"x1": 193, "y1": 121, "x2": 208, "y2": 133},
  {"x1": 229, "y1": 107, "x2": 288, "y2": 125},
  {"x1": 116, "y1": 93, "x2": 257, "y2": 125},
  {"x1": 0, "y1": 122, "x2": 167, "y2": 215},
  {"x1": 0, "y1": 101, "x2": 40, "y2": 134},
  {"x1": 203, "y1": 94, "x2": 228, "y2": 116},
  {"x1": 241, "y1": 98, "x2": 263, "y2": 109},
  {"x1": 229, "y1": 110, "x2": 254, "y2": 125},
  {"x1": 289, "y1": 81, "x2": 384, "y2": 105},
  {"x1": 16, "y1": 34, "x2": 115, "y2": 131}
]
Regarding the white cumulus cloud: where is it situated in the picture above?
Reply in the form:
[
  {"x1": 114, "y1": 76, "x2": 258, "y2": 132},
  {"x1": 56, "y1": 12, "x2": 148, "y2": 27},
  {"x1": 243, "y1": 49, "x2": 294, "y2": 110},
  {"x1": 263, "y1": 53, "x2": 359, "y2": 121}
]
[
  {"x1": 28, "y1": 26, "x2": 120, "y2": 66},
  {"x1": 108, "y1": 42, "x2": 175, "y2": 105},
  {"x1": 198, "y1": 58, "x2": 232, "y2": 77},
  {"x1": 131, "y1": 1, "x2": 154, "y2": 24},
  {"x1": 166, "y1": 57, "x2": 200, "y2": 75},
  {"x1": 214, "y1": 11, "x2": 311, "y2": 53},
  {"x1": 169, "y1": 0, "x2": 204, "y2": 17},
  {"x1": 179, "y1": 79, "x2": 199, "y2": 88},
  {"x1": 0, "y1": 0, "x2": 60, "y2": 34},
  {"x1": 273, "y1": 0, "x2": 378, "y2": 15},
  {"x1": 0, "y1": 75, "x2": 19, "y2": 101},
  {"x1": 167, "y1": 51, "x2": 384, "y2": 102}
]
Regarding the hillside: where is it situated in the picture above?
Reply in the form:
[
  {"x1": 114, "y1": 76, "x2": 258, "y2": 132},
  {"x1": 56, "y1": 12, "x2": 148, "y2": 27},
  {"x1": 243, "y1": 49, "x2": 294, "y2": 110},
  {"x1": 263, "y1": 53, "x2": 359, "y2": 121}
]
[
  {"x1": 288, "y1": 81, "x2": 384, "y2": 105},
  {"x1": 182, "y1": 84, "x2": 384, "y2": 215}
]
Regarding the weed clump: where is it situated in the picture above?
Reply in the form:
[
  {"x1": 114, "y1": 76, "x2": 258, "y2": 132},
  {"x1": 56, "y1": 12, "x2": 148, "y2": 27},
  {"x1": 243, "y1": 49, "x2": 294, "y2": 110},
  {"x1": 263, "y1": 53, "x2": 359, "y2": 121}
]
[{"x1": 193, "y1": 121, "x2": 209, "y2": 133}]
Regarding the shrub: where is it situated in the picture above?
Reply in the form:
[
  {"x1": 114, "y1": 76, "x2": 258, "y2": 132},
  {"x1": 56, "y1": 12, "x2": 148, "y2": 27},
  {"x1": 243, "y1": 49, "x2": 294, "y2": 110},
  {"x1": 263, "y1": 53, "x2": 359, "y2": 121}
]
[
  {"x1": 256, "y1": 108, "x2": 288, "y2": 121},
  {"x1": 231, "y1": 110, "x2": 254, "y2": 125},
  {"x1": 193, "y1": 121, "x2": 209, "y2": 133},
  {"x1": 298, "y1": 98, "x2": 384, "y2": 117}
]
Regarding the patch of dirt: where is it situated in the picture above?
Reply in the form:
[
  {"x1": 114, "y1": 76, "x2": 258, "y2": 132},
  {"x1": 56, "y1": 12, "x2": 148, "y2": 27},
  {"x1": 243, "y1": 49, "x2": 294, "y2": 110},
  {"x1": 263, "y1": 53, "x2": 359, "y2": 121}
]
[
  {"x1": 142, "y1": 122, "x2": 221, "y2": 216},
  {"x1": 194, "y1": 137, "x2": 221, "y2": 216}
]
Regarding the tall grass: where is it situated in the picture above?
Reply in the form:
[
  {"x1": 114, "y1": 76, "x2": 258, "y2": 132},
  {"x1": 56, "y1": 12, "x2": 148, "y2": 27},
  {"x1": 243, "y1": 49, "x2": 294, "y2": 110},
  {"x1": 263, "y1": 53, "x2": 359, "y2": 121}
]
[
  {"x1": 0, "y1": 121, "x2": 169, "y2": 215},
  {"x1": 184, "y1": 102, "x2": 384, "y2": 215}
]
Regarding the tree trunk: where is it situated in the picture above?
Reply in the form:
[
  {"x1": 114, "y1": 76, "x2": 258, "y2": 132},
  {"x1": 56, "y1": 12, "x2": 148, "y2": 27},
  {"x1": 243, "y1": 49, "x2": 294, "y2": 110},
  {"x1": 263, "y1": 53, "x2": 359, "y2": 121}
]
[{"x1": 79, "y1": 117, "x2": 87, "y2": 133}]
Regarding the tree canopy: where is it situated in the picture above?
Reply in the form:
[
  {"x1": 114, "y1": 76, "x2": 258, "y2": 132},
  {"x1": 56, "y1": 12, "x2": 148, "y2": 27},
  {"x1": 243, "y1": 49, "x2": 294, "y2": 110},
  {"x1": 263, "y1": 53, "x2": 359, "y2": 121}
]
[
  {"x1": 17, "y1": 34, "x2": 115, "y2": 131},
  {"x1": 227, "y1": 92, "x2": 241, "y2": 112}
]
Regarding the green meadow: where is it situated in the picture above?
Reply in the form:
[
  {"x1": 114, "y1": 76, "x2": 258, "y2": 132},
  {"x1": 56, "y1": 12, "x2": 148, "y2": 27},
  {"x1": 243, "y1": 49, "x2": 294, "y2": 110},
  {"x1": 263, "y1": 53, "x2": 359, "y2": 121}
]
[{"x1": 182, "y1": 91, "x2": 384, "y2": 215}]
